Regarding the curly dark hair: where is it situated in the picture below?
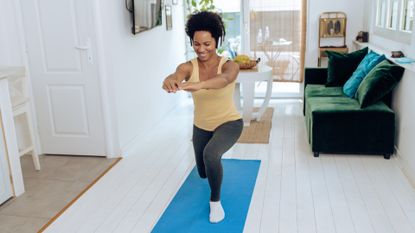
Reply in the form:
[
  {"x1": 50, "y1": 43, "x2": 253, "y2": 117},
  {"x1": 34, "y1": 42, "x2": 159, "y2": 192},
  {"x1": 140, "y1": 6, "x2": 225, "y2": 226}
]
[{"x1": 185, "y1": 11, "x2": 225, "y2": 48}]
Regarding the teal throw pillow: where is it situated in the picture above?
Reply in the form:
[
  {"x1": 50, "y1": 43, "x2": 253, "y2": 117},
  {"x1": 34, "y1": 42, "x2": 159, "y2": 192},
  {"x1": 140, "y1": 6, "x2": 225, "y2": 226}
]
[
  {"x1": 343, "y1": 51, "x2": 386, "y2": 97},
  {"x1": 356, "y1": 60, "x2": 405, "y2": 108},
  {"x1": 326, "y1": 47, "x2": 368, "y2": 87}
]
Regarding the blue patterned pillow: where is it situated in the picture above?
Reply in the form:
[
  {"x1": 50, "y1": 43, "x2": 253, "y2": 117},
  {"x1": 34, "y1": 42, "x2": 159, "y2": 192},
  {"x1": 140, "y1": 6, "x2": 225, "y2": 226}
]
[{"x1": 343, "y1": 51, "x2": 386, "y2": 98}]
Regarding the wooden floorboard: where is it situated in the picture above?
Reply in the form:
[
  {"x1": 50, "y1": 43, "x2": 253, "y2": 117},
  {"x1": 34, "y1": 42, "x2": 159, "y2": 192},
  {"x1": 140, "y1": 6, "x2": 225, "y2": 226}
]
[
  {"x1": 43, "y1": 99, "x2": 415, "y2": 233},
  {"x1": 334, "y1": 156, "x2": 375, "y2": 233}
]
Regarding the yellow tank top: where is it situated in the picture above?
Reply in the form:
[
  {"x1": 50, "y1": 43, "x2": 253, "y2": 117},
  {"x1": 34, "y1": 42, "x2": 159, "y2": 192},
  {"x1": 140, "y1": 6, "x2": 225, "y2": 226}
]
[{"x1": 189, "y1": 56, "x2": 241, "y2": 131}]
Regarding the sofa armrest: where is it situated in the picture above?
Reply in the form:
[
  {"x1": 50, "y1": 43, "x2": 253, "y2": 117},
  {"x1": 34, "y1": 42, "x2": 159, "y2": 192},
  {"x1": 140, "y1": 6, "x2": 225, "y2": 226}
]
[
  {"x1": 304, "y1": 68, "x2": 328, "y2": 87},
  {"x1": 303, "y1": 68, "x2": 328, "y2": 115}
]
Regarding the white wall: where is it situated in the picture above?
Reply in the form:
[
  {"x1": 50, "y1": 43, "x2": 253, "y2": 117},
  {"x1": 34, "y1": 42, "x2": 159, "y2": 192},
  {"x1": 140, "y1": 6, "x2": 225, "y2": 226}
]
[
  {"x1": 365, "y1": 0, "x2": 415, "y2": 184},
  {"x1": 305, "y1": 0, "x2": 366, "y2": 67},
  {"x1": 97, "y1": 0, "x2": 187, "y2": 155},
  {"x1": 393, "y1": 70, "x2": 415, "y2": 185},
  {"x1": 0, "y1": 0, "x2": 41, "y2": 156},
  {"x1": 0, "y1": 0, "x2": 25, "y2": 65}
]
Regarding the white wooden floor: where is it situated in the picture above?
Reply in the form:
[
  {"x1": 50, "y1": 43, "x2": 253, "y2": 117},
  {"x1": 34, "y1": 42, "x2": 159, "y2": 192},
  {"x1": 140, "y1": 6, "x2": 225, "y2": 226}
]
[{"x1": 44, "y1": 99, "x2": 415, "y2": 233}]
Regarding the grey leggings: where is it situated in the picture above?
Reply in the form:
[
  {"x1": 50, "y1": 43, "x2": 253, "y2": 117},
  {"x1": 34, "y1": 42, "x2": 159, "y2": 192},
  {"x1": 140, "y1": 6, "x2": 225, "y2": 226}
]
[{"x1": 192, "y1": 119, "x2": 243, "y2": 201}]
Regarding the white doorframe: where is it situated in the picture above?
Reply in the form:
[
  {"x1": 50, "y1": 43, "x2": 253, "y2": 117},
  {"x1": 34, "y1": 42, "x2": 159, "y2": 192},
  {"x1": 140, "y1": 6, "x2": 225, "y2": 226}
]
[
  {"x1": 92, "y1": 0, "x2": 121, "y2": 158},
  {"x1": 13, "y1": 0, "x2": 41, "y2": 156}
]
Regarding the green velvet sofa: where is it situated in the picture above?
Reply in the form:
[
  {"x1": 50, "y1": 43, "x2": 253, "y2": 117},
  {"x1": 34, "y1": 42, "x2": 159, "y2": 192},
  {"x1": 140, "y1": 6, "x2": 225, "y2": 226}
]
[{"x1": 303, "y1": 68, "x2": 395, "y2": 159}]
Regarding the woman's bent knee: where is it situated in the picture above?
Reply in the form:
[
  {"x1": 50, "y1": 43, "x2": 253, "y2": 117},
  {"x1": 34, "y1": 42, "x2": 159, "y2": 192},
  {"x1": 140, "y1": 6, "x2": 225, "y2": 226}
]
[{"x1": 203, "y1": 147, "x2": 221, "y2": 165}]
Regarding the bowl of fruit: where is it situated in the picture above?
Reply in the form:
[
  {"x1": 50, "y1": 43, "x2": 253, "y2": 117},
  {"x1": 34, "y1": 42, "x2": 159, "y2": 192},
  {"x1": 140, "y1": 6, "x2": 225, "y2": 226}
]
[{"x1": 234, "y1": 55, "x2": 261, "y2": 69}]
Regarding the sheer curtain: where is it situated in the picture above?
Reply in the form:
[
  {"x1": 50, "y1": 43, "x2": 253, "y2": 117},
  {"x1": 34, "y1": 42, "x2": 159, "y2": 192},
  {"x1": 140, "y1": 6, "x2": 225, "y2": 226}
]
[{"x1": 249, "y1": 0, "x2": 306, "y2": 82}]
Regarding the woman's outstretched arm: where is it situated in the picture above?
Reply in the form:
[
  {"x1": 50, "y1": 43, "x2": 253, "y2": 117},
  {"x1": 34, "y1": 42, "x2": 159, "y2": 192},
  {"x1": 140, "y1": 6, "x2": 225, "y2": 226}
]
[{"x1": 162, "y1": 62, "x2": 192, "y2": 93}]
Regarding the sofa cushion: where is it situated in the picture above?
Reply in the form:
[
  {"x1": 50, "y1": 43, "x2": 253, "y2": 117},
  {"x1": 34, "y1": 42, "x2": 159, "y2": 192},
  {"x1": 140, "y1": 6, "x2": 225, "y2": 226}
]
[
  {"x1": 343, "y1": 51, "x2": 386, "y2": 98},
  {"x1": 305, "y1": 84, "x2": 345, "y2": 98},
  {"x1": 326, "y1": 47, "x2": 368, "y2": 87},
  {"x1": 306, "y1": 97, "x2": 359, "y2": 114},
  {"x1": 304, "y1": 84, "x2": 345, "y2": 115},
  {"x1": 356, "y1": 60, "x2": 405, "y2": 108},
  {"x1": 306, "y1": 96, "x2": 394, "y2": 114}
]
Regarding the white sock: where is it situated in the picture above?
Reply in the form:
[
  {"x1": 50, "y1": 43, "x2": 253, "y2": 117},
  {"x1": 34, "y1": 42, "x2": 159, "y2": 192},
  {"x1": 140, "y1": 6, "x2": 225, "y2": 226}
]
[{"x1": 209, "y1": 201, "x2": 225, "y2": 223}]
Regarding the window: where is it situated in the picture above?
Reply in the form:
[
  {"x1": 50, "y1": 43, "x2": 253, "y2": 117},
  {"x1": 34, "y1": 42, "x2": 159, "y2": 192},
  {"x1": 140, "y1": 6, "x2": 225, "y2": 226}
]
[
  {"x1": 402, "y1": 0, "x2": 414, "y2": 31},
  {"x1": 213, "y1": 0, "x2": 241, "y2": 53},
  {"x1": 374, "y1": 0, "x2": 413, "y2": 43},
  {"x1": 389, "y1": 0, "x2": 399, "y2": 29},
  {"x1": 376, "y1": 0, "x2": 388, "y2": 27}
]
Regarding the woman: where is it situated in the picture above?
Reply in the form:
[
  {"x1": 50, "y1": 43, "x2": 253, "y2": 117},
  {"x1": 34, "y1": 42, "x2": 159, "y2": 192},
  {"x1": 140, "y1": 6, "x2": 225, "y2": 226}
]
[{"x1": 162, "y1": 11, "x2": 243, "y2": 223}]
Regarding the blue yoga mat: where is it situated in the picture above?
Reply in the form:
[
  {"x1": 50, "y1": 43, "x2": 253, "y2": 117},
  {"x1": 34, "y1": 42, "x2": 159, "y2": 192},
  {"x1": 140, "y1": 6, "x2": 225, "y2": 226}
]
[{"x1": 152, "y1": 159, "x2": 261, "y2": 233}]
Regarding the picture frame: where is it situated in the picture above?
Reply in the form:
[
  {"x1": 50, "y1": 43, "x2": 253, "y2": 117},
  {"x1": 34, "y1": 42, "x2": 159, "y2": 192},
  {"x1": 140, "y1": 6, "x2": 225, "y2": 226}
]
[{"x1": 127, "y1": 0, "x2": 163, "y2": 35}]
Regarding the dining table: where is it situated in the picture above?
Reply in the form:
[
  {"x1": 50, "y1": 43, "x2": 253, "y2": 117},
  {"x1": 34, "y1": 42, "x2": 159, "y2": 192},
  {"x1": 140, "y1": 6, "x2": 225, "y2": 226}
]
[{"x1": 234, "y1": 65, "x2": 273, "y2": 126}]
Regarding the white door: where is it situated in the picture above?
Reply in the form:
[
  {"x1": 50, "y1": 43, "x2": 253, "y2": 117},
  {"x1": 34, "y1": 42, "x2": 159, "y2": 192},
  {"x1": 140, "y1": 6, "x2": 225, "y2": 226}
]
[
  {"x1": 20, "y1": 0, "x2": 106, "y2": 156},
  {"x1": 0, "y1": 117, "x2": 13, "y2": 204}
]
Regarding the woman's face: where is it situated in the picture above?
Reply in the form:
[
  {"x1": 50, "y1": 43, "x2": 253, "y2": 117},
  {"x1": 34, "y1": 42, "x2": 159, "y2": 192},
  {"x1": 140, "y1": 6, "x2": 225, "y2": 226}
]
[{"x1": 192, "y1": 31, "x2": 217, "y2": 61}]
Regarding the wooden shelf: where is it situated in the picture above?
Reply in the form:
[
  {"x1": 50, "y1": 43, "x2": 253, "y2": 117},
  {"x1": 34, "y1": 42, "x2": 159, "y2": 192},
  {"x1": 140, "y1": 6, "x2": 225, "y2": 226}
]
[
  {"x1": 321, "y1": 34, "x2": 346, "y2": 38},
  {"x1": 318, "y1": 12, "x2": 347, "y2": 66}
]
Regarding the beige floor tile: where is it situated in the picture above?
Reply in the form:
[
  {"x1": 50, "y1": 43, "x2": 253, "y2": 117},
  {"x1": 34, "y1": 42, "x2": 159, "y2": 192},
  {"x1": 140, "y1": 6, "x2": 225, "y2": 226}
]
[
  {"x1": 0, "y1": 178, "x2": 88, "y2": 218},
  {"x1": 22, "y1": 155, "x2": 110, "y2": 182},
  {"x1": 79, "y1": 159, "x2": 116, "y2": 183},
  {"x1": 0, "y1": 214, "x2": 47, "y2": 233},
  {"x1": 0, "y1": 155, "x2": 116, "y2": 232},
  {"x1": 22, "y1": 155, "x2": 69, "y2": 178}
]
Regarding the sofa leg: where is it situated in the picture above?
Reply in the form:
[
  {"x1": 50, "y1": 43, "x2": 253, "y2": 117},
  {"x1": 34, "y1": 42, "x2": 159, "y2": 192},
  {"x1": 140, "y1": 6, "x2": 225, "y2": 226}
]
[
  {"x1": 384, "y1": 154, "x2": 391, "y2": 160},
  {"x1": 313, "y1": 152, "x2": 319, "y2": 157}
]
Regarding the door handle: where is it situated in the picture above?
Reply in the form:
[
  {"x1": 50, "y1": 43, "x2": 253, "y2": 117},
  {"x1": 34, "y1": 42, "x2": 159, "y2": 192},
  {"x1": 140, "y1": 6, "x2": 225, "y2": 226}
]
[{"x1": 74, "y1": 38, "x2": 93, "y2": 63}]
